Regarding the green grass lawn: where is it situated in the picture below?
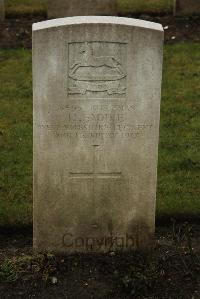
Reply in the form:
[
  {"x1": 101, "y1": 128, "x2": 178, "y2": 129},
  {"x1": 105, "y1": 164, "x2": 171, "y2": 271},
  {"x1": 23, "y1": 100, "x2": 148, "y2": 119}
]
[
  {"x1": 0, "y1": 43, "x2": 200, "y2": 226},
  {"x1": 5, "y1": 0, "x2": 173, "y2": 16},
  {"x1": 118, "y1": 0, "x2": 173, "y2": 14},
  {"x1": 0, "y1": 50, "x2": 32, "y2": 226},
  {"x1": 158, "y1": 43, "x2": 200, "y2": 219},
  {"x1": 6, "y1": 0, "x2": 47, "y2": 16}
]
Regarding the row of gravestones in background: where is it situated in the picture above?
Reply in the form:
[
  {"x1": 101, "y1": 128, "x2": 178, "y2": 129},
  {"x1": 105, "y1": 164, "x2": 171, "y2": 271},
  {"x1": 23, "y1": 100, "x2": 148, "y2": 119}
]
[{"x1": 0, "y1": 0, "x2": 200, "y2": 20}]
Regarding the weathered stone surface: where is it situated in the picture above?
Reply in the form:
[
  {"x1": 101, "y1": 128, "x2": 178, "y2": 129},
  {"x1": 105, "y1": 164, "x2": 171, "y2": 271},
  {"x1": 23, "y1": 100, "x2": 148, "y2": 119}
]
[
  {"x1": 0, "y1": 0, "x2": 5, "y2": 21},
  {"x1": 174, "y1": 0, "x2": 200, "y2": 16},
  {"x1": 48, "y1": 0, "x2": 117, "y2": 18},
  {"x1": 33, "y1": 17, "x2": 163, "y2": 253}
]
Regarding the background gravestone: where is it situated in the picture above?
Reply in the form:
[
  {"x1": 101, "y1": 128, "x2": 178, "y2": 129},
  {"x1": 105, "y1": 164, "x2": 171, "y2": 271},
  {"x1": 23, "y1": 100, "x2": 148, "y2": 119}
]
[
  {"x1": 48, "y1": 0, "x2": 117, "y2": 18},
  {"x1": 0, "y1": 0, "x2": 5, "y2": 21},
  {"x1": 174, "y1": 0, "x2": 200, "y2": 16},
  {"x1": 33, "y1": 16, "x2": 163, "y2": 253}
]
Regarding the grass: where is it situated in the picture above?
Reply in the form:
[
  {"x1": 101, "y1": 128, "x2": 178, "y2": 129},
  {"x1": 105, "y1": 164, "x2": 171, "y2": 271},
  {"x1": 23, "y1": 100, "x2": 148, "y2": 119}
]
[
  {"x1": 0, "y1": 49, "x2": 32, "y2": 226},
  {"x1": 157, "y1": 43, "x2": 200, "y2": 219},
  {"x1": 0, "y1": 253, "x2": 55, "y2": 283},
  {"x1": 6, "y1": 0, "x2": 47, "y2": 17},
  {"x1": 118, "y1": 0, "x2": 173, "y2": 15},
  {"x1": 0, "y1": 259, "x2": 18, "y2": 282},
  {"x1": 5, "y1": 0, "x2": 173, "y2": 17},
  {"x1": 0, "y1": 43, "x2": 199, "y2": 226}
]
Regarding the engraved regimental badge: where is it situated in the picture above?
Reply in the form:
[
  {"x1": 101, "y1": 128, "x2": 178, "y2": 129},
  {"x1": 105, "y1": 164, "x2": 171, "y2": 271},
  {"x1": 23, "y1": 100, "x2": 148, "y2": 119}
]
[{"x1": 68, "y1": 42, "x2": 127, "y2": 98}]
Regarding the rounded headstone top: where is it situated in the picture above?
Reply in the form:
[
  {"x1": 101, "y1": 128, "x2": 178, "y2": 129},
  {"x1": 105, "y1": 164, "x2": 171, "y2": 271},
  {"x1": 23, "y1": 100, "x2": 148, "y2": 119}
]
[{"x1": 33, "y1": 16, "x2": 163, "y2": 32}]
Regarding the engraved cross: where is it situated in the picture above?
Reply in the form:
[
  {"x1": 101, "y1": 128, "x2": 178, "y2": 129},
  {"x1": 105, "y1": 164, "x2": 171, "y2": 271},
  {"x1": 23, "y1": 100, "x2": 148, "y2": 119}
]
[
  {"x1": 69, "y1": 145, "x2": 122, "y2": 218},
  {"x1": 69, "y1": 145, "x2": 121, "y2": 179}
]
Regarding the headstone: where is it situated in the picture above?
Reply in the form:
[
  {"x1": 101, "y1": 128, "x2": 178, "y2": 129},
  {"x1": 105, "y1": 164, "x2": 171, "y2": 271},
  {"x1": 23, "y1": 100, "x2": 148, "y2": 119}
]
[
  {"x1": 0, "y1": 0, "x2": 5, "y2": 21},
  {"x1": 33, "y1": 17, "x2": 163, "y2": 253},
  {"x1": 174, "y1": 0, "x2": 200, "y2": 16},
  {"x1": 47, "y1": 0, "x2": 117, "y2": 18}
]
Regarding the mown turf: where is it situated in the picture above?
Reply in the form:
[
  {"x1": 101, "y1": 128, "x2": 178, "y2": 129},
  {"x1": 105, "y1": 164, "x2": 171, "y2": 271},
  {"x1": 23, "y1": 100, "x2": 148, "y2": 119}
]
[
  {"x1": 118, "y1": 0, "x2": 173, "y2": 14},
  {"x1": 5, "y1": 0, "x2": 173, "y2": 17},
  {"x1": 0, "y1": 49, "x2": 32, "y2": 225},
  {"x1": 157, "y1": 43, "x2": 200, "y2": 219},
  {"x1": 6, "y1": 0, "x2": 47, "y2": 16},
  {"x1": 0, "y1": 43, "x2": 199, "y2": 226}
]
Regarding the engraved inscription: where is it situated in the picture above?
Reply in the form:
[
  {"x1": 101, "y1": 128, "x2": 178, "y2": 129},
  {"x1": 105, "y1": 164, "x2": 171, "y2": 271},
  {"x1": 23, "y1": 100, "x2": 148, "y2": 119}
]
[
  {"x1": 38, "y1": 103, "x2": 153, "y2": 142},
  {"x1": 68, "y1": 42, "x2": 127, "y2": 97}
]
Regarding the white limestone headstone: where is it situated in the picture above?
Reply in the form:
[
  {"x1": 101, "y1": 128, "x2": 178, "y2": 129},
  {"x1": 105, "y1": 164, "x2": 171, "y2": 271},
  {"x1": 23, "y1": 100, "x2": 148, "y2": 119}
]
[
  {"x1": 33, "y1": 17, "x2": 163, "y2": 253},
  {"x1": 48, "y1": 0, "x2": 117, "y2": 18},
  {"x1": 174, "y1": 0, "x2": 200, "y2": 16}
]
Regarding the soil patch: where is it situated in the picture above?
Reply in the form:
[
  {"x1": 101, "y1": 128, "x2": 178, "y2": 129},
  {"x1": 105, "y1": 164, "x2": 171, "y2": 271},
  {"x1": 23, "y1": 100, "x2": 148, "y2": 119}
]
[
  {"x1": 0, "y1": 223, "x2": 199, "y2": 298},
  {"x1": 0, "y1": 15, "x2": 200, "y2": 49}
]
